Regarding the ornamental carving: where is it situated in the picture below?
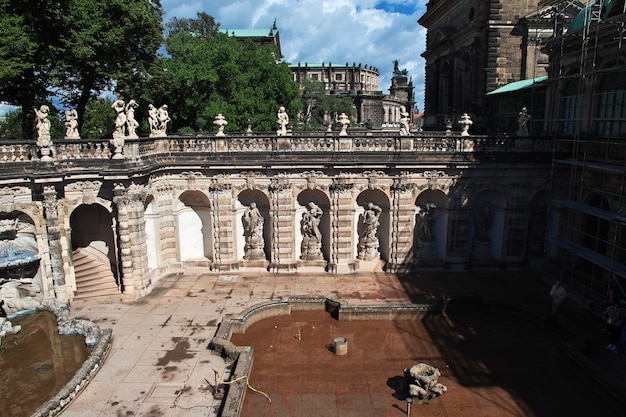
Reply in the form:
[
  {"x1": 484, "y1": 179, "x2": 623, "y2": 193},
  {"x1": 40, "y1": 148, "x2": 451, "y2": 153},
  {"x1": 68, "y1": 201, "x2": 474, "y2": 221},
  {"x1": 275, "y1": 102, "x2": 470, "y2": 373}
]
[
  {"x1": 391, "y1": 176, "x2": 414, "y2": 194},
  {"x1": 363, "y1": 170, "x2": 385, "y2": 190},
  {"x1": 303, "y1": 171, "x2": 324, "y2": 190},
  {"x1": 209, "y1": 178, "x2": 232, "y2": 193},
  {"x1": 66, "y1": 181, "x2": 102, "y2": 205},
  {"x1": 0, "y1": 186, "x2": 31, "y2": 204},
  {"x1": 181, "y1": 171, "x2": 205, "y2": 191},
  {"x1": 269, "y1": 175, "x2": 291, "y2": 193}
]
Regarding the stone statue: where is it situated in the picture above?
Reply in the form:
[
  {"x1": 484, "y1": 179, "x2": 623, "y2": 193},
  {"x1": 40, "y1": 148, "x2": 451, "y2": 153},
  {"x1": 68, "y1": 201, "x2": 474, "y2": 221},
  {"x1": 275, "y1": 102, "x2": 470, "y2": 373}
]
[
  {"x1": 416, "y1": 203, "x2": 437, "y2": 242},
  {"x1": 517, "y1": 107, "x2": 531, "y2": 137},
  {"x1": 458, "y1": 113, "x2": 473, "y2": 136},
  {"x1": 363, "y1": 202, "x2": 382, "y2": 239},
  {"x1": 243, "y1": 202, "x2": 265, "y2": 260},
  {"x1": 303, "y1": 202, "x2": 323, "y2": 241},
  {"x1": 358, "y1": 202, "x2": 382, "y2": 261},
  {"x1": 301, "y1": 202, "x2": 323, "y2": 261},
  {"x1": 399, "y1": 107, "x2": 410, "y2": 136},
  {"x1": 64, "y1": 109, "x2": 80, "y2": 139},
  {"x1": 214, "y1": 114, "x2": 228, "y2": 136},
  {"x1": 111, "y1": 99, "x2": 127, "y2": 139},
  {"x1": 475, "y1": 203, "x2": 493, "y2": 242},
  {"x1": 157, "y1": 104, "x2": 170, "y2": 136},
  {"x1": 148, "y1": 104, "x2": 159, "y2": 137},
  {"x1": 405, "y1": 363, "x2": 447, "y2": 400},
  {"x1": 34, "y1": 105, "x2": 51, "y2": 144},
  {"x1": 336, "y1": 112, "x2": 350, "y2": 136},
  {"x1": 125, "y1": 100, "x2": 139, "y2": 139},
  {"x1": 276, "y1": 106, "x2": 289, "y2": 136}
]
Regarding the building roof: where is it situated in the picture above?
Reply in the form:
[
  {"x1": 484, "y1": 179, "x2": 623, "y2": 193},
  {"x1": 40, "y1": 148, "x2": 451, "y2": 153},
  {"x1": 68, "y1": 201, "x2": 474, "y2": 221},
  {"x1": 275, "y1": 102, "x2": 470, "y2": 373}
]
[
  {"x1": 568, "y1": 0, "x2": 618, "y2": 32},
  {"x1": 486, "y1": 76, "x2": 548, "y2": 95},
  {"x1": 220, "y1": 28, "x2": 278, "y2": 38}
]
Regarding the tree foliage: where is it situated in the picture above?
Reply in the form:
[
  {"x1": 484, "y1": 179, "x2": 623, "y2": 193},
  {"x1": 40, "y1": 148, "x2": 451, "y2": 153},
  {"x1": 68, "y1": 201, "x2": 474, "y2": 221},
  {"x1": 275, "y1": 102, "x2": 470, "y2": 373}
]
[
  {"x1": 131, "y1": 12, "x2": 302, "y2": 133},
  {"x1": 299, "y1": 79, "x2": 356, "y2": 130},
  {"x1": 0, "y1": 0, "x2": 163, "y2": 137}
]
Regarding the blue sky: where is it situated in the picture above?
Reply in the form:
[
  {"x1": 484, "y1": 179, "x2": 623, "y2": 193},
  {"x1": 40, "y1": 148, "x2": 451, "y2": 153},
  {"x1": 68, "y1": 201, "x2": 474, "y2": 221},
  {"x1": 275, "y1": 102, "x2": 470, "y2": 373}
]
[{"x1": 1, "y1": 1, "x2": 427, "y2": 118}]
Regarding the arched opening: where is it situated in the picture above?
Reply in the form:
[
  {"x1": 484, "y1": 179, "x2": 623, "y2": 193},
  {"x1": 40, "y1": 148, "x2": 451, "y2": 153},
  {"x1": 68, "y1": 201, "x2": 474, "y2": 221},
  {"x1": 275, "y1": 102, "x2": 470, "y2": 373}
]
[
  {"x1": 69, "y1": 204, "x2": 119, "y2": 298},
  {"x1": 176, "y1": 191, "x2": 213, "y2": 265},
  {"x1": 415, "y1": 190, "x2": 448, "y2": 265}
]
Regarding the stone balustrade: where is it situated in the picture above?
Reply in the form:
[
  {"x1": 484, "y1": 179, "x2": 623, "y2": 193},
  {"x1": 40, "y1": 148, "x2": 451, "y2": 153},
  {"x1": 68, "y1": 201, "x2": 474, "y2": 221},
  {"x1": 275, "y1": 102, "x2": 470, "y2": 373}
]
[{"x1": 0, "y1": 132, "x2": 554, "y2": 164}]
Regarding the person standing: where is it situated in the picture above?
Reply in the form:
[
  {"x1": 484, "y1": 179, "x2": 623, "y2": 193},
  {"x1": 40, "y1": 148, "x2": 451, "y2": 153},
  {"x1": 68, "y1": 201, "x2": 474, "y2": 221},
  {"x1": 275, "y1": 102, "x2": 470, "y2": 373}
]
[
  {"x1": 605, "y1": 301, "x2": 624, "y2": 352},
  {"x1": 550, "y1": 280, "x2": 567, "y2": 312}
]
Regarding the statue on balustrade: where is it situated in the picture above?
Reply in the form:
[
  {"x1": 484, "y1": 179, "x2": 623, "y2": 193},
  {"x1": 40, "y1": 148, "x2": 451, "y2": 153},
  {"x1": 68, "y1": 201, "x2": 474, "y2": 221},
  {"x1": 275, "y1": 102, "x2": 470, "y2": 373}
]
[
  {"x1": 301, "y1": 202, "x2": 323, "y2": 261},
  {"x1": 399, "y1": 107, "x2": 410, "y2": 136},
  {"x1": 34, "y1": 105, "x2": 51, "y2": 144},
  {"x1": 517, "y1": 107, "x2": 531, "y2": 137},
  {"x1": 64, "y1": 109, "x2": 80, "y2": 139},
  {"x1": 111, "y1": 99, "x2": 127, "y2": 139},
  {"x1": 214, "y1": 114, "x2": 228, "y2": 136},
  {"x1": 125, "y1": 100, "x2": 139, "y2": 139},
  {"x1": 148, "y1": 104, "x2": 170, "y2": 137},
  {"x1": 336, "y1": 112, "x2": 350, "y2": 136},
  {"x1": 277, "y1": 106, "x2": 289, "y2": 136},
  {"x1": 458, "y1": 113, "x2": 472, "y2": 137},
  {"x1": 358, "y1": 202, "x2": 382, "y2": 261},
  {"x1": 243, "y1": 202, "x2": 265, "y2": 260}
]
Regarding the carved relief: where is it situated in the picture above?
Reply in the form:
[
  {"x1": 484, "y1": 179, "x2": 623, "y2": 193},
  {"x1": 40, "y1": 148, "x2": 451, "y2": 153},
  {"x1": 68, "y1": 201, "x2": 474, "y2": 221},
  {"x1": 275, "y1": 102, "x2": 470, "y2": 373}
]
[
  {"x1": 0, "y1": 187, "x2": 31, "y2": 204},
  {"x1": 66, "y1": 181, "x2": 102, "y2": 205}
]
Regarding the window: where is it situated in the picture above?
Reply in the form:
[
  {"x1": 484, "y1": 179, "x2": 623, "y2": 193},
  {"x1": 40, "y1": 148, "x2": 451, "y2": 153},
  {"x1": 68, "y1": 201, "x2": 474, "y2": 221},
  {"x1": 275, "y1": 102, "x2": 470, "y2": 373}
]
[
  {"x1": 335, "y1": 73, "x2": 343, "y2": 81},
  {"x1": 561, "y1": 81, "x2": 582, "y2": 135},
  {"x1": 310, "y1": 73, "x2": 319, "y2": 81},
  {"x1": 595, "y1": 71, "x2": 626, "y2": 136}
]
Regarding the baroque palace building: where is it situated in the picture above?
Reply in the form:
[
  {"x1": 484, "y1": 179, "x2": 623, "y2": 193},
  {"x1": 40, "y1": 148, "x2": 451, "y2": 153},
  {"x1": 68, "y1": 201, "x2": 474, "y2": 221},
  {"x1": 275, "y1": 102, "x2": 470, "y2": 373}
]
[
  {"x1": 1, "y1": 0, "x2": 624, "y2": 309},
  {"x1": 0, "y1": 128, "x2": 553, "y2": 302}
]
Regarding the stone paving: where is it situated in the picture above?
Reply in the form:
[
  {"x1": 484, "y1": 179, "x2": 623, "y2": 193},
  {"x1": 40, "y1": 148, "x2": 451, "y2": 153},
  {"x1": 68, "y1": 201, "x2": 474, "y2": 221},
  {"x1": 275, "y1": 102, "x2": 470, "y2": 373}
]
[{"x1": 61, "y1": 269, "x2": 626, "y2": 417}]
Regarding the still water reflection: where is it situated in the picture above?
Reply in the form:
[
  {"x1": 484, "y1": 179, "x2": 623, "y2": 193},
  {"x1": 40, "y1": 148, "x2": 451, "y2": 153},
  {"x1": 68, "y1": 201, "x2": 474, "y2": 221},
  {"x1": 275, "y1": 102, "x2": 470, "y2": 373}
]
[{"x1": 0, "y1": 311, "x2": 92, "y2": 417}]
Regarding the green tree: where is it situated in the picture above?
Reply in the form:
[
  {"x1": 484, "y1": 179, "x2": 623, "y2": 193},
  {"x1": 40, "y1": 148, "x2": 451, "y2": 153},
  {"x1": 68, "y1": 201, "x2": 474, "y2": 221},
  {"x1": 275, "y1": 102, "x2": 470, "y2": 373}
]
[
  {"x1": 81, "y1": 97, "x2": 115, "y2": 140},
  {"x1": 0, "y1": 0, "x2": 61, "y2": 138},
  {"x1": 0, "y1": 0, "x2": 163, "y2": 137},
  {"x1": 298, "y1": 79, "x2": 356, "y2": 130},
  {"x1": 57, "y1": 1, "x2": 163, "y2": 130},
  {"x1": 0, "y1": 110, "x2": 25, "y2": 140},
  {"x1": 132, "y1": 12, "x2": 301, "y2": 133}
]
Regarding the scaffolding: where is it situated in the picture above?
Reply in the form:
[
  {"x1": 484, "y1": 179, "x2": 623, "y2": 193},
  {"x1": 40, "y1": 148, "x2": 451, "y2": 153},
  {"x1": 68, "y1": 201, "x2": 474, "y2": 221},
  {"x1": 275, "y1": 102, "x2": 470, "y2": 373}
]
[{"x1": 541, "y1": 0, "x2": 626, "y2": 306}]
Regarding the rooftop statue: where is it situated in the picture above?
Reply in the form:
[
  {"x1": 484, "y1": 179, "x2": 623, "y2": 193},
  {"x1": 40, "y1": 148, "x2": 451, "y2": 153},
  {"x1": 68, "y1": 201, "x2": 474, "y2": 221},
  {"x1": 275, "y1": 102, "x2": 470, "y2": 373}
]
[
  {"x1": 125, "y1": 100, "x2": 139, "y2": 139},
  {"x1": 64, "y1": 109, "x2": 80, "y2": 139},
  {"x1": 458, "y1": 113, "x2": 473, "y2": 137},
  {"x1": 276, "y1": 106, "x2": 289, "y2": 136},
  {"x1": 336, "y1": 112, "x2": 350, "y2": 136}
]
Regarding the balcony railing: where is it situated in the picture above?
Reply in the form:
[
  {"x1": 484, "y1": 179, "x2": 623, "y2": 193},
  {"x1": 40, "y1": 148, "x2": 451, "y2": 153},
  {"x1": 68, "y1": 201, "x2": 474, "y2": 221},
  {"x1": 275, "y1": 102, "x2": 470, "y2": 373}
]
[{"x1": 0, "y1": 132, "x2": 554, "y2": 164}]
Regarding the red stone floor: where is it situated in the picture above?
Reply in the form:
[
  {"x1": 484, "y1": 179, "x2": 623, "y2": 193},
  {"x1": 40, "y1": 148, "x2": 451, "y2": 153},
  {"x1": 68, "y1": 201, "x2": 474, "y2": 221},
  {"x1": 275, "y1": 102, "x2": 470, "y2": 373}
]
[{"x1": 231, "y1": 306, "x2": 624, "y2": 417}]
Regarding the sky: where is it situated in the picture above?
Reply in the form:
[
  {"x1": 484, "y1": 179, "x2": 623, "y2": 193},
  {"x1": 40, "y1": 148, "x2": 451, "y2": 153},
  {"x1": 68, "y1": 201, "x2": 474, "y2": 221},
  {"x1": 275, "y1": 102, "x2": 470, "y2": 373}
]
[
  {"x1": 162, "y1": 0, "x2": 427, "y2": 109},
  {"x1": 0, "y1": 1, "x2": 428, "y2": 118}
]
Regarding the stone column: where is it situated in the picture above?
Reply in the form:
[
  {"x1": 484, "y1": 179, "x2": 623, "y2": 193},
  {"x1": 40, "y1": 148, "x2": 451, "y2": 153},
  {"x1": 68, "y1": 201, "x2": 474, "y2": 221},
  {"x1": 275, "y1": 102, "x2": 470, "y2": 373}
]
[
  {"x1": 388, "y1": 177, "x2": 415, "y2": 272},
  {"x1": 329, "y1": 179, "x2": 356, "y2": 273},
  {"x1": 126, "y1": 185, "x2": 150, "y2": 296},
  {"x1": 269, "y1": 178, "x2": 295, "y2": 272},
  {"x1": 42, "y1": 186, "x2": 67, "y2": 301},
  {"x1": 209, "y1": 180, "x2": 237, "y2": 271},
  {"x1": 113, "y1": 184, "x2": 135, "y2": 297},
  {"x1": 155, "y1": 183, "x2": 177, "y2": 267}
]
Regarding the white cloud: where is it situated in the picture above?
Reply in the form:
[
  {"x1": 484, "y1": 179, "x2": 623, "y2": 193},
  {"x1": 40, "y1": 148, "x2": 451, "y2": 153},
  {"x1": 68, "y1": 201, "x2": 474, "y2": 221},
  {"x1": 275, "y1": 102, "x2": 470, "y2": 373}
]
[{"x1": 163, "y1": 0, "x2": 427, "y2": 108}]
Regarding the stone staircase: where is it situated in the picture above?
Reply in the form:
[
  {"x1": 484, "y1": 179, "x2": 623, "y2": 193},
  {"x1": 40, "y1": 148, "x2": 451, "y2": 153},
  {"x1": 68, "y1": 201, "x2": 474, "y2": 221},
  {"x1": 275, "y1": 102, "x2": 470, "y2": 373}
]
[{"x1": 72, "y1": 244, "x2": 120, "y2": 299}]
